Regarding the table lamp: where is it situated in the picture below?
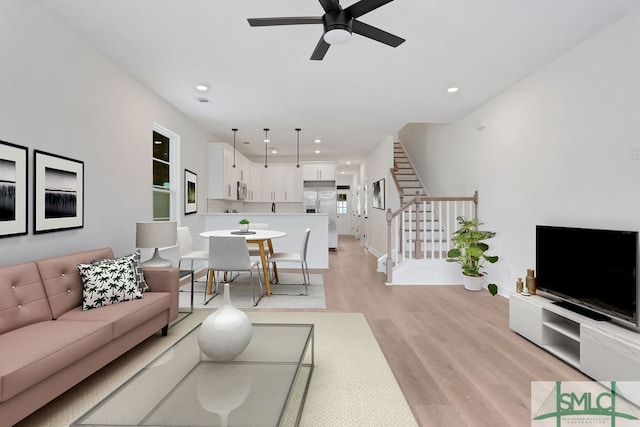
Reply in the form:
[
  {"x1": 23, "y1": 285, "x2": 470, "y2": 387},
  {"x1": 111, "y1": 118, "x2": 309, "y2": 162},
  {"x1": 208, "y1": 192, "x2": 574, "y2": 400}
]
[{"x1": 136, "y1": 221, "x2": 177, "y2": 267}]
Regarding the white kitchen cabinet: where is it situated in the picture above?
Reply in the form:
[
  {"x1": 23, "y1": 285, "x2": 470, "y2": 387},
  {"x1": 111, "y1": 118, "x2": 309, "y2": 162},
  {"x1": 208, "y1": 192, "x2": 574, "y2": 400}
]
[
  {"x1": 208, "y1": 144, "x2": 234, "y2": 200},
  {"x1": 246, "y1": 164, "x2": 263, "y2": 202},
  {"x1": 302, "y1": 163, "x2": 336, "y2": 181},
  {"x1": 261, "y1": 166, "x2": 284, "y2": 202},
  {"x1": 233, "y1": 152, "x2": 249, "y2": 184},
  {"x1": 283, "y1": 166, "x2": 302, "y2": 202},
  {"x1": 258, "y1": 165, "x2": 302, "y2": 202},
  {"x1": 209, "y1": 143, "x2": 252, "y2": 200}
]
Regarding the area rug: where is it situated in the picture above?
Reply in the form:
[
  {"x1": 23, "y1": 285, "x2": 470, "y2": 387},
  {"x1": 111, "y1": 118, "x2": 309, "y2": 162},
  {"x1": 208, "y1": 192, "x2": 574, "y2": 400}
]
[
  {"x1": 179, "y1": 272, "x2": 326, "y2": 310},
  {"x1": 16, "y1": 311, "x2": 417, "y2": 427}
]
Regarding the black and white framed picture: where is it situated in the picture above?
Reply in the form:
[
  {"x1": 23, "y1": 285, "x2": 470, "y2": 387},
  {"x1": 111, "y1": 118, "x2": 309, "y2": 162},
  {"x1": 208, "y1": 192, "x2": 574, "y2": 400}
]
[
  {"x1": 0, "y1": 140, "x2": 28, "y2": 238},
  {"x1": 372, "y1": 178, "x2": 385, "y2": 210},
  {"x1": 184, "y1": 169, "x2": 197, "y2": 215},
  {"x1": 34, "y1": 150, "x2": 84, "y2": 234}
]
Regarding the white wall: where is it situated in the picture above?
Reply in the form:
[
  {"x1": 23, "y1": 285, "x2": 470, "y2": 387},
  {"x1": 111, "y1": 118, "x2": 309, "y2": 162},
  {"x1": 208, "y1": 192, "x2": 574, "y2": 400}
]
[
  {"x1": 361, "y1": 136, "x2": 396, "y2": 256},
  {"x1": 0, "y1": 0, "x2": 212, "y2": 265},
  {"x1": 399, "y1": 8, "x2": 640, "y2": 295}
]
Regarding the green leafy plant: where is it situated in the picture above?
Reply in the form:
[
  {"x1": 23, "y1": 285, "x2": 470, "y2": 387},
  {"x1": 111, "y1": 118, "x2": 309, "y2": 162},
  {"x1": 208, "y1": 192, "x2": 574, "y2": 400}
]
[
  {"x1": 446, "y1": 216, "x2": 499, "y2": 295},
  {"x1": 238, "y1": 219, "x2": 250, "y2": 225}
]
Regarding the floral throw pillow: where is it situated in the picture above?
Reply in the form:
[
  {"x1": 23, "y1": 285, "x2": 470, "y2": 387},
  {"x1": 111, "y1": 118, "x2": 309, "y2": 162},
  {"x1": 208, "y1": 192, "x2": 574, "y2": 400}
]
[{"x1": 78, "y1": 258, "x2": 143, "y2": 310}]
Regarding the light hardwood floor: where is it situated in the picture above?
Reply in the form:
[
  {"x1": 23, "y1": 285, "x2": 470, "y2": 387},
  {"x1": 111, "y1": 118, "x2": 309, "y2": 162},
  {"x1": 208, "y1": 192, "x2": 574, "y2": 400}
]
[{"x1": 308, "y1": 235, "x2": 588, "y2": 427}]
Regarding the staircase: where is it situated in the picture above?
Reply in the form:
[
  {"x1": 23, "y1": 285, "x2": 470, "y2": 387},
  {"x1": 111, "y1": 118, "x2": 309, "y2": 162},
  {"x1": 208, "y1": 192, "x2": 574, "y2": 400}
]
[
  {"x1": 391, "y1": 142, "x2": 446, "y2": 259},
  {"x1": 393, "y1": 142, "x2": 426, "y2": 205},
  {"x1": 385, "y1": 142, "x2": 478, "y2": 284}
]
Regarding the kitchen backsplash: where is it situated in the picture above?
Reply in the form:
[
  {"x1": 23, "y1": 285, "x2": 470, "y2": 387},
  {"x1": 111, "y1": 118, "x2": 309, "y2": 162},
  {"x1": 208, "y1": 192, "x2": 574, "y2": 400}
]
[{"x1": 207, "y1": 199, "x2": 304, "y2": 214}]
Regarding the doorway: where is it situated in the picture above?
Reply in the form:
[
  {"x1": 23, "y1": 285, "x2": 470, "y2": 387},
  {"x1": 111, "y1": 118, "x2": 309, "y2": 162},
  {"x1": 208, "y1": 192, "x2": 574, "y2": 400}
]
[{"x1": 337, "y1": 187, "x2": 351, "y2": 235}]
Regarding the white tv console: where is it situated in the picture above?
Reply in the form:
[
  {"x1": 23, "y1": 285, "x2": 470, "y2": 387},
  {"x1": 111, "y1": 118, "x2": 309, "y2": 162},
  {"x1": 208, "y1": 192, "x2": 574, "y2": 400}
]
[{"x1": 509, "y1": 292, "x2": 640, "y2": 380}]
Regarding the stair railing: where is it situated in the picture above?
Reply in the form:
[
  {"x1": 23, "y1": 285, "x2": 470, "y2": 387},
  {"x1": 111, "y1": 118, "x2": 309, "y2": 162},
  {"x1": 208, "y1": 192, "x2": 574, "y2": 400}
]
[{"x1": 385, "y1": 191, "x2": 478, "y2": 283}]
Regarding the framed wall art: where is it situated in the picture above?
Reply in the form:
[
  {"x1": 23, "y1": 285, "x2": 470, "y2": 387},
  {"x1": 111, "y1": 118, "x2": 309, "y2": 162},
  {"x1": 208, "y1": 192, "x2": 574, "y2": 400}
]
[
  {"x1": 184, "y1": 169, "x2": 197, "y2": 215},
  {"x1": 0, "y1": 140, "x2": 28, "y2": 237},
  {"x1": 34, "y1": 150, "x2": 84, "y2": 234},
  {"x1": 372, "y1": 178, "x2": 385, "y2": 210}
]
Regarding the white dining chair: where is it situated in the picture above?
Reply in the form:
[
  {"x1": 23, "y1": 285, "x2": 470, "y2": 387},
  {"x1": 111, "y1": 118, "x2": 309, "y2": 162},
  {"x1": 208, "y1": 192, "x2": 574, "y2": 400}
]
[
  {"x1": 206, "y1": 235, "x2": 264, "y2": 306},
  {"x1": 267, "y1": 229, "x2": 311, "y2": 296},
  {"x1": 177, "y1": 226, "x2": 209, "y2": 272}
]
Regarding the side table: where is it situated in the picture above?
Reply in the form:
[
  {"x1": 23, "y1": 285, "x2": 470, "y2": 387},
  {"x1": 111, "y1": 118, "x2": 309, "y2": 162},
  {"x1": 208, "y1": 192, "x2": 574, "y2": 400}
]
[{"x1": 179, "y1": 269, "x2": 194, "y2": 312}]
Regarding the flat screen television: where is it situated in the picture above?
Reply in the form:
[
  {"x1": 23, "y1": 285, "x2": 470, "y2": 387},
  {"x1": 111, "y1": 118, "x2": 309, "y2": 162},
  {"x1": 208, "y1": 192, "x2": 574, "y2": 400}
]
[{"x1": 536, "y1": 225, "x2": 638, "y2": 327}]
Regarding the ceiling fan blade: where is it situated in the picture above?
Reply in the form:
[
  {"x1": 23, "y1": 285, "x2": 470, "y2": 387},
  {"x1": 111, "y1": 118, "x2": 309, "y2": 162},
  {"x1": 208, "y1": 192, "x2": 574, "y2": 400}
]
[
  {"x1": 248, "y1": 17, "x2": 322, "y2": 27},
  {"x1": 310, "y1": 37, "x2": 330, "y2": 60},
  {"x1": 319, "y1": 0, "x2": 342, "y2": 13},
  {"x1": 345, "y1": 0, "x2": 395, "y2": 19},
  {"x1": 352, "y1": 19, "x2": 405, "y2": 47}
]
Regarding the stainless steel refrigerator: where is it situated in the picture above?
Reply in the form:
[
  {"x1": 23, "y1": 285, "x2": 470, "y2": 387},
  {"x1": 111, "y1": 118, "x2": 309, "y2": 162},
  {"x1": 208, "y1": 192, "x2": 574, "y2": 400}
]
[{"x1": 303, "y1": 181, "x2": 337, "y2": 250}]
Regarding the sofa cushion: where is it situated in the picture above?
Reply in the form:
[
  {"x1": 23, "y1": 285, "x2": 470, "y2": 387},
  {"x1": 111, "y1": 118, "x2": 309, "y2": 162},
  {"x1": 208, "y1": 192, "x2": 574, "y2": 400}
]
[
  {"x1": 57, "y1": 292, "x2": 171, "y2": 339},
  {"x1": 37, "y1": 248, "x2": 114, "y2": 318},
  {"x1": 78, "y1": 258, "x2": 142, "y2": 310},
  {"x1": 93, "y1": 251, "x2": 149, "y2": 292},
  {"x1": 0, "y1": 262, "x2": 53, "y2": 335},
  {"x1": 0, "y1": 319, "x2": 112, "y2": 402}
]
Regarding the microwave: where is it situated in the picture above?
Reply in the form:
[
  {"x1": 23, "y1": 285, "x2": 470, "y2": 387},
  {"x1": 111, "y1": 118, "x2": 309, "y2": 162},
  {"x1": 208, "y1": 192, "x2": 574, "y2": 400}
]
[{"x1": 237, "y1": 181, "x2": 247, "y2": 200}]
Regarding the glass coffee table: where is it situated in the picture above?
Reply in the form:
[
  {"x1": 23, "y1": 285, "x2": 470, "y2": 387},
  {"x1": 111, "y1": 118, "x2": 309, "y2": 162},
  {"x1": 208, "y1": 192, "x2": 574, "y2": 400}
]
[{"x1": 71, "y1": 323, "x2": 314, "y2": 427}]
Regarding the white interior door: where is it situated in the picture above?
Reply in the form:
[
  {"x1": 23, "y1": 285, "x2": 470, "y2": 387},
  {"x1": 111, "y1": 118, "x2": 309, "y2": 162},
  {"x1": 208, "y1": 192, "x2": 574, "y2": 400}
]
[{"x1": 337, "y1": 190, "x2": 351, "y2": 235}]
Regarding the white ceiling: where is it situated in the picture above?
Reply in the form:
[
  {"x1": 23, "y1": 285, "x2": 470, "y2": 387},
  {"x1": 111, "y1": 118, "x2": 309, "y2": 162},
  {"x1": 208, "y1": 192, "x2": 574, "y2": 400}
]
[{"x1": 33, "y1": 0, "x2": 640, "y2": 169}]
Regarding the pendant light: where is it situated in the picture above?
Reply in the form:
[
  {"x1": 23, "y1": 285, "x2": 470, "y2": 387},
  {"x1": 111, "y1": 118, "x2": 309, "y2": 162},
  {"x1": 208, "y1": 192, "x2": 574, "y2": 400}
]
[
  {"x1": 295, "y1": 128, "x2": 301, "y2": 168},
  {"x1": 263, "y1": 128, "x2": 270, "y2": 168},
  {"x1": 231, "y1": 128, "x2": 238, "y2": 168}
]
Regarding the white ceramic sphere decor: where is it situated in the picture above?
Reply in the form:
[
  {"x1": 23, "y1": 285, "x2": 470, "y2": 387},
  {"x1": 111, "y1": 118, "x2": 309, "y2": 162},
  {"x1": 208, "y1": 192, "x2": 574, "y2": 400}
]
[{"x1": 197, "y1": 283, "x2": 253, "y2": 361}]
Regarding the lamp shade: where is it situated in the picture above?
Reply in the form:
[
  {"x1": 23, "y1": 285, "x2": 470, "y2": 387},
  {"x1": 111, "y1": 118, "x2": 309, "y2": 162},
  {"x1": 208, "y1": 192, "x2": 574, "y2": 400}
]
[
  {"x1": 136, "y1": 221, "x2": 177, "y2": 267},
  {"x1": 136, "y1": 221, "x2": 177, "y2": 248}
]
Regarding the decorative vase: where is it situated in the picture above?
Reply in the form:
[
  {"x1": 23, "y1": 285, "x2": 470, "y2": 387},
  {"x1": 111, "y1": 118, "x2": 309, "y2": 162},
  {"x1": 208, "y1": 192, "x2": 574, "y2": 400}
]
[
  {"x1": 526, "y1": 269, "x2": 537, "y2": 295},
  {"x1": 462, "y1": 275, "x2": 483, "y2": 291},
  {"x1": 239, "y1": 223, "x2": 249, "y2": 233},
  {"x1": 197, "y1": 283, "x2": 253, "y2": 361}
]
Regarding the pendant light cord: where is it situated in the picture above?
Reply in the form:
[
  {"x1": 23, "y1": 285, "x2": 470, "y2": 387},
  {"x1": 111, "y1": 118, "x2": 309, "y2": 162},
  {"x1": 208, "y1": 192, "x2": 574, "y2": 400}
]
[
  {"x1": 295, "y1": 128, "x2": 301, "y2": 168},
  {"x1": 263, "y1": 128, "x2": 269, "y2": 168},
  {"x1": 232, "y1": 128, "x2": 237, "y2": 168}
]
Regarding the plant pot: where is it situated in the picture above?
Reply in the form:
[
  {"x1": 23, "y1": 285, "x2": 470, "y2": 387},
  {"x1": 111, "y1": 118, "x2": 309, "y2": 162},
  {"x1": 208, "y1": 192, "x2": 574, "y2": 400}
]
[
  {"x1": 462, "y1": 275, "x2": 484, "y2": 292},
  {"x1": 239, "y1": 223, "x2": 249, "y2": 233}
]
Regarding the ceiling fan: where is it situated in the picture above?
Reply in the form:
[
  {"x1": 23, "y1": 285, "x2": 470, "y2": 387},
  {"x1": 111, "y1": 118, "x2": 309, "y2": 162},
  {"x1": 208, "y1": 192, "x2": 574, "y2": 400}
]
[{"x1": 247, "y1": 0, "x2": 405, "y2": 60}]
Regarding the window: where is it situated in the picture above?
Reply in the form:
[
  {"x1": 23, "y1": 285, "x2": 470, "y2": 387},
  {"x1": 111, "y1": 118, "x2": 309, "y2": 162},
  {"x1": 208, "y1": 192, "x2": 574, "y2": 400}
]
[
  {"x1": 152, "y1": 125, "x2": 179, "y2": 222},
  {"x1": 337, "y1": 193, "x2": 348, "y2": 215}
]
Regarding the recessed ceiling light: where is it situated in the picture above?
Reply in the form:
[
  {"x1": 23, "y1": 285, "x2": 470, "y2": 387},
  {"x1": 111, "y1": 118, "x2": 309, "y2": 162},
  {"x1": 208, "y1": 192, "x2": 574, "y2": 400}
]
[
  {"x1": 271, "y1": 150, "x2": 278, "y2": 154},
  {"x1": 346, "y1": 161, "x2": 351, "y2": 165},
  {"x1": 195, "y1": 84, "x2": 209, "y2": 91},
  {"x1": 314, "y1": 150, "x2": 321, "y2": 154},
  {"x1": 447, "y1": 87, "x2": 459, "y2": 93},
  {"x1": 314, "y1": 139, "x2": 321, "y2": 144}
]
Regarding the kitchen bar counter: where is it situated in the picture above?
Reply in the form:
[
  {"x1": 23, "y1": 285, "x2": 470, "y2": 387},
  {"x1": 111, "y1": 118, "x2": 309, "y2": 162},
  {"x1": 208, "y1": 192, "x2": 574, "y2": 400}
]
[{"x1": 202, "y1": 213, "x2": 329, "y2": 269}]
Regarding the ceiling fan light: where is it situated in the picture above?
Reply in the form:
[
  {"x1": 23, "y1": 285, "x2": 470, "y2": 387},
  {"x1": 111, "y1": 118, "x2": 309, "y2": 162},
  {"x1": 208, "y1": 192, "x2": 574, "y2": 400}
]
[{"x1": 324, "y1": 29, "x2": 351, "y2": 45}]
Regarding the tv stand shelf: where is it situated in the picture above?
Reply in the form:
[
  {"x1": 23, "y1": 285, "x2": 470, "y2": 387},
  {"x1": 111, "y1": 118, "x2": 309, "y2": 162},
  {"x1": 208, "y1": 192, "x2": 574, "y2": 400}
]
[{"x1": 509, "y1": 292, "x2": 640, "y2": 380}]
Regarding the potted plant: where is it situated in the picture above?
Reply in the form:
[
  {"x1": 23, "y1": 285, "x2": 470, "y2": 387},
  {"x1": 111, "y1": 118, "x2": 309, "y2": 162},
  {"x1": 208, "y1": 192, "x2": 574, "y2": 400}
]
[
  {"x1": 238, "y1": 219, "x2": 250, "y2": 233},
  {"x1": 446, "y1": 216, "x2": 499, "y2": 295}
]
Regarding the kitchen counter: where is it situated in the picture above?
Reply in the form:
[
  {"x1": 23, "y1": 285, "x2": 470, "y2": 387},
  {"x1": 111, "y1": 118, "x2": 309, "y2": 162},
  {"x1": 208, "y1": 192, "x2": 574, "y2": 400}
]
[{"x1": 202, "y1": 213, "x2": 329, "y2": 268}]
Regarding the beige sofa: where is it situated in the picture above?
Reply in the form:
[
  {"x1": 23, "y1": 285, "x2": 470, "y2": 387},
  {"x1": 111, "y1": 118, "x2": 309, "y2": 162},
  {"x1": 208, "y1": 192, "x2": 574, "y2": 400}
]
[{"x1": 0, "y1": 247, "x2": 179, "y2": 426}]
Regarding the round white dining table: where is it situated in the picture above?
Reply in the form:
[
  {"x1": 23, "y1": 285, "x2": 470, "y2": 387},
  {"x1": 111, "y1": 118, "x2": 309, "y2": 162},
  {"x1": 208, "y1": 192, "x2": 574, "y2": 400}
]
[{"x1": 199, "y1": 229, "x2": 287, "y2": 296}]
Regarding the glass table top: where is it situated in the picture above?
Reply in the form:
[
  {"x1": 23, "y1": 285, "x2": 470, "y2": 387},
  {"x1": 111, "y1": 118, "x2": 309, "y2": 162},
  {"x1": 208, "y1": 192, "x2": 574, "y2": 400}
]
[{"x1": 71, "y1": 323, "x2": 314, "y2": 427}]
